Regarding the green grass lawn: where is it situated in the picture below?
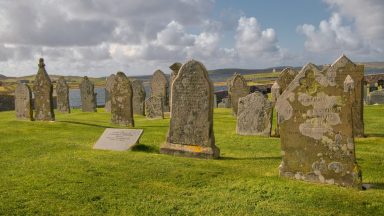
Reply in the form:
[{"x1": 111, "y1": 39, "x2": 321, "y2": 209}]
[{"x1": 0, "y1": 106, "x2": 383, "y2": 215}]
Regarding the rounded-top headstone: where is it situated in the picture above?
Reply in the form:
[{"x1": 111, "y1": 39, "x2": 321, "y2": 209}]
[
  {"x1": 15, "y1": 82, "x2": 33, "y2": 120},
  {"x1": 79, "y1": 76, "x2": 97, "y2": 112},
  {"x1": 56, "y1": 76, "x2": 70, "y2": 113},
  {"x1": 111, "y1": 72, "x2": 134, "y2": 127},
  {"x1": 150, "y1": 70, "x2": 169, "y2": 111}
]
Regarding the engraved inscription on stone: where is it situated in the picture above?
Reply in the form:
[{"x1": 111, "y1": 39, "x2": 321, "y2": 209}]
[
  {"x1": 33, "y1": 58, "x2": 55, "y2": 121},
  {"x1": 15, "y1": 82, "x2": 33, "y2": 120},
  {"x1": 93, "y1": 128, "x2": 143, "y2": 151},
  {"x1": 275, "y1": 55, "x2": 362, "y2": 188},
  {"x1": 145, "y1": 96, "x2": 163, "y2": 119},
  {"x1": 160, "y1": 60, "x2": 220, "y2": 159}
]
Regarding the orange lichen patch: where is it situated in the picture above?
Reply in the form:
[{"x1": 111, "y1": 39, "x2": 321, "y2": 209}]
[{"x1": 186, "y1": 145, "x2": 203, "y2": 153}]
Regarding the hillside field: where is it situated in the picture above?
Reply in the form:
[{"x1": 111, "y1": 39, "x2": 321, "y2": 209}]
[{"x1": 0, "y1": 105, "x2": 383, "y2": 215}]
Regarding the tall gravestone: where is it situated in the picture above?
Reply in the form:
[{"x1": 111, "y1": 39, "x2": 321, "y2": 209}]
[
  {"x1": 151, "y1": 70, "x2": 169, "y2": 112},
  {"x1": 160, "y1": 60, "x2": 220, "y2": 159},
  {"x1": 228, "y1": 74, "x2": 249, "y2": 116},
  {"x1": 33, "y1": 58, "x2": 55, "y2": 121},
  {"x1": 145, "y1": 96, "x2": 164, "y2": 119},
  {"x1": 236, "y1": 92, "x2": 273, "y2": 136},
  {"x1": 104, "y1": 74, "x2": 116, "y2": 113},
  {"x1": 80, "y1": 76, "x2": 97, "y2": 112},
  {"x1": 276, "y1": 56, "x2": 362, "y2": 188},
  {"x1": 111, "y1": 72, "x2": 134, "y2": 127},
  {"x1": 56, "y1": 76, "x2": 70, "y2": 113},
  {"x1": 131, "y1": 79, "x2": 146, "y2": 116},
  {"x1": 271, "y1": 68, "x2": 298, "y2": 137},
  {"x1": 15, "y1": 82, "x2": 33, "y2": 120}
]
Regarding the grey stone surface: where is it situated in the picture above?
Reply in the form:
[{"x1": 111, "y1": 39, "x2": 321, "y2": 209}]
[
  {"x1": 111, "y1": 72, "x2": 134, "y2": 127},
  {"x1": 228, "y1": 74, "x2": 249, "y2": 115},
  {"x1": 33, "y1": 58, "x2": 55, "y2": 121},
  {"x1": 145, "y1": 96, "x2": 163, "y2": 119},
  {"x1": 169, "y1": 62, "x2": 182, "y2": 116},
  {"x1": 93, "y1": 128, "x2": 143, "y2": 151},
  {"x1": 79, "y1": 76, "x2": 97, "y2": 112},
  {"x1": 236, "y1": 92, "x2": 272, "y2": 136},
  {"x1": 56, "y1": 76, "x2": 70, "y2": 113},
  {"x1": 151, "y1": 70, "x2": 169, "y2": 112},
  {"x1": 160, "y1": 60, "x2": 220, "y2": 159},
  {"x1": 276, "y1": 55, "x2": 362, "y2": 188},
  {"x1": 368, "y1": 90, "x2": 384, "y2": 104},
  {"x1": 104, "y1": 74, "x2": 116, "y2": 113},
  {"x1": 15, "y1": 83, "x2": 33, "y2": 120},
  {"x1": 132, "y1": 79, "x2": 146, "y2": 116}
]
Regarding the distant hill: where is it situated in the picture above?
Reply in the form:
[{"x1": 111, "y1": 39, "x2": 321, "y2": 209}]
[{"x1": 0, "y1": 74, "x2": 7, "y2": 80}]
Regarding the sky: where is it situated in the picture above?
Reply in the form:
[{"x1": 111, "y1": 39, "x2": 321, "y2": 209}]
[{"x1": 0, "y1": 0, "x2": 383, "y2": 77}]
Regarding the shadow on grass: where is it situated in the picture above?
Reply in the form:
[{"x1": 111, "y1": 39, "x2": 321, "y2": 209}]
[
  {"x1": 220, "y1": 156, "x2": 281, "y2": 161},
  {"x1": 131, "y1": 144, "x2": 158, "y2": 153},
  {"x1": 364, "y1": 133, "x2": 384, "y2": 138},
  {"x1": 362, "y1": 182, "x2": 384, "y2": 190},
  {"x1": 59, "y1": 120, "x2": 115, "y2": 128}
]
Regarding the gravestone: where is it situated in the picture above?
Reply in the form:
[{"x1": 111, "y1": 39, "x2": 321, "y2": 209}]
[
  {"x1": 151, "y1": 70, "x2": 169, "y2": 111},
  {"x1": 79, "y1": 76, "x2": 97, "y2": 112},
  {"x1": 368, "y1": 90, "x2": 384, "y2": 104},
  {"x1": 111, "y1": 72, "x2": 134, "y2": 127},
  {"x1": 276, "y1": 57, "x2": 362, "y2": 188},
  {"x1": 33, "y1": 58, "x2": 55, "y2": 121},
  {"x1": 169, "y1": 62, "x2": 182, "y2": 116},
  {"x1": 93, "y1": 128, "x2": 143, "y2": 151},
  {"x1": 56, "y1": 76, "x2": 70, "y2": 113},
  {"x1": 145, "y1": 96, "x2": 164, "y2": 119},
  {"x1": 160, "y1": 60, "x2": 220, "y2": 159},
  {"x1": 236, "y1": 92, "x2": 273, "y2": 136},
  {"x1": 131, "y1": 79, "x2": 146, "y2": 116},
  {"x1": 217, "y1": 101, "x2": 226, "y2": 108},
  {"x1": 272, "y1": 68, "x2": 298, "y2": 137},
  {"x1": 228, "y1": 74, "x2": 249, "y2": 115},
  {"x1": 104, "y1": 74, "x2": 116, "y2": 112},
  {"x1": 15, "y1": 83, "x2": 33, "y2": 120}
]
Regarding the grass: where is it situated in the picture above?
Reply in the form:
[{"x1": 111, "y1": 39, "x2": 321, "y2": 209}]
[{"x1": 0, "y1": 105, "x2": 383, "y2": 215}]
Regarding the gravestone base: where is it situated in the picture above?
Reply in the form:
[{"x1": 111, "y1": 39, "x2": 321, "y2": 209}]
[{"x1": 160, "y1": 142, "x2": 220, "y2": 159}]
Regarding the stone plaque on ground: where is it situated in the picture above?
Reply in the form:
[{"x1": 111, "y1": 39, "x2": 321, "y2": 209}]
[
  {"x1": 79, "y1": 76, "x2": 97, "y2": 112},
  {"x1": 276, "y1": 56, "x2": 362, "y2": 188},
  {"x1": 33, "y1": 58, "x2": 55, "y2": 121},
  {"x1": 145, "y1": 96, "x2": 164, "y2": 119},
  {"x1": 131, "y1": 79, "x2": 146, "y2": 116},
  {"x1": 104, "y1": 74, "x2": 116, "y2": 112},
  {"x1": 56, "y1": 76, "x2": 70, "y2": 113},
  {"x1": 93, "y1": 128, "x2": 143, "y2": 151},
  {"x1": 228, "y1": 74, "x2": 249, "y2": 115},
  {"x1": 236, "y1": 92, "x2": 272, "y2": 136},
  {"x1": 15, "y1": 82, "x2": 33, "y2": 120},
  {"x1": 160, "y1": 60, "x2": 220, "y2": 159},
  {"x1": 368, "y1": 90, "x2": 384, "y2": 104},
  {"x1": 111, "y1": 72, "x2": 134, "y2": 127},
  {"x1": 150, "y1": 70, "x2": 169, "y2": 112}
]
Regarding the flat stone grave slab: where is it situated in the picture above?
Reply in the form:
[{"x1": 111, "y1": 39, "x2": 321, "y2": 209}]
[{"x1": 93, "y1": 128, "x2": 143, "y2": 151}]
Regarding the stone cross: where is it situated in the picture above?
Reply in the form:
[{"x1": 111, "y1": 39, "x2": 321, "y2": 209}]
[
  {"x1": 33, "y1": 58, "x2": 55, "y2": 121},
  {"x1": 160, "y1": 60, "x2": 220, "y2": 159}
]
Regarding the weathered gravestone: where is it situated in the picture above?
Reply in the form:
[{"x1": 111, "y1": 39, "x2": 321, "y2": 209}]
[
  {"x1": 368, "y1": 90, "x2": 384, "y2": 104},
  {"x1": 160, "y1": 60, "x2": 220, "y2": 159},
  {"x1": 56, "y1": 76, "x2": 70, "y2": 113},
  {"x1": 151, "y1": 70, "x2": 169, "y2": 112},
  {"x1": 145, "y1": 96, "x2": 163, "y2": 119},
  {"x1": 169, "y1": 62, "x2": 182, "y2": 116},
  {"x1": 15, "y1": 82, "x2": 33, "y2": 120},
  {"x1": 104, "y1": 74, "x2": 116, "y2": 113},
  {"x1": 276, "y1": 57, "x2": 362, "y2": 188},
  {"x1": 271, "y1": 68, "x2": 298, "y2": 137},
  {"x1": 111, "y1": 72, "x2": 134, "y2": 127},
  {"x1": 79, "y1": 76, "x2": 97, "y2": 112},
  {"x1": 93, "y1": 128, "x2": 143, "y2": 151},
  {"x1": 131, "y1": 79, "x2": 146, "y2": 116},
  {"x1": 236, "y1": 92, "x2": 272, "y2": 136},
  {"x1": 228, "y1": 74, "x2": 249, "y2": 115},
  {"x1": 33, "y1": 58, "x2": 55, "y2": 121}
]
